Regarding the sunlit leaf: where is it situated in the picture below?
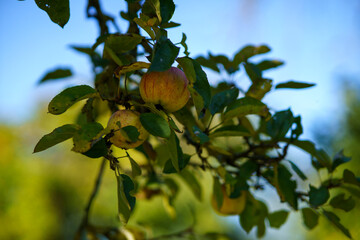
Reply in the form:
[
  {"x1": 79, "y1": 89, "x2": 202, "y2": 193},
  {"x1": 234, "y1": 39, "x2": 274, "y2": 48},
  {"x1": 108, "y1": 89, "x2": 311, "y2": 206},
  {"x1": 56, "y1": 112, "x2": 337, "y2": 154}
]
[
  {"x1": 114, "y1": 62, "x2": 150, "y2": 78},
  {"x1": 129, "y1": 156, "x2": 142, "y2": 177},
  {"x1": 211, "y1": 125, "x2": 251, "y2": 138},
  {"x1": 72, "y1": 122, "x2": 104, "y2": 153},
  {"x1": 331, "y1": 150, "x2": 351, "y2": 172},
  {"x1": 179, "y1": 169, "x2": 202, "y2": 201}
]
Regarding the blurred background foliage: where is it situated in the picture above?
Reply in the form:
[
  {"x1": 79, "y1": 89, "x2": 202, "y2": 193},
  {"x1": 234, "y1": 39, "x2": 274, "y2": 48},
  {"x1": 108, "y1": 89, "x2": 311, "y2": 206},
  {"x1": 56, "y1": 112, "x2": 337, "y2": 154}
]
[{"x1": 1, "y1": 79, "x2": 360, "y2": 240}]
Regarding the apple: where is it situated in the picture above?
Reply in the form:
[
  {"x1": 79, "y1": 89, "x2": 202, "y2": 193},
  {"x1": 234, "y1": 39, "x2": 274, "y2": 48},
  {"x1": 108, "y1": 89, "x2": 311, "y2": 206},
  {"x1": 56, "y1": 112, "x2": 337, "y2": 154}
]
[
  {"x1": 211, "y1": 187, "x2": 247, "y2": 215},
  {"x1": 139, "y1": 67, "x2": 190, "y2": 112},
  {"x1": 107, "y1": 110, "x2": 149, "y2": 149}
]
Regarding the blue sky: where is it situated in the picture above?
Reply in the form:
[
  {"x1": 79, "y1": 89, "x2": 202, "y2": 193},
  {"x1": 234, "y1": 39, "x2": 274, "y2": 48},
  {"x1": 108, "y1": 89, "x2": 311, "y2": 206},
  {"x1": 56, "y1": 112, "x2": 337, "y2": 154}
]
[{"x1": 1, "y1": 0, "x2": 359, "y2": 139}]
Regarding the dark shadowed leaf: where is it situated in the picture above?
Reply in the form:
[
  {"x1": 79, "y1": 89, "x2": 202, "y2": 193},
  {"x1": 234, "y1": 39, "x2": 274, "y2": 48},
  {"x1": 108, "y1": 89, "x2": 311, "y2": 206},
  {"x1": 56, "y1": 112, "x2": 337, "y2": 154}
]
[
  {"x1": 275, "y1": 81, "x2": 315, "y2": 89},
  {"x1": 224, "y1": 97, "x2": 269, "y2": 121},
  {"x1": 192, "y1": 126, "x2": 209, "y2": 144},
  {"x1": 322, "y1": 210, "x2": 352, "y2": 239},
  {"x1": 122, "y1": 126, "x2": 140, "y2": 142},
  {"x1": 34, "y1": 124, "x2": 79, "y2": 153},
  {"x1": 149, "y1": 36, "x2": 179, "y2": 72},
  {"x1": 177, "y1": 57, "x2": 211, "y2": 116},
  {"x1": 309, "y1": 185, "x2": 330, "y2": 207},
  {"x1": 331, "y1": 150, "x2": 351, "y2": 172},
  {"x1": 82, "y1": 138, "x2": 107, "y2": 158},
  {"x1": 35, "y1": 0, "x2": 70, "y2": 28},
  {"x1": 48, "y1": 85, "x2": 97, "y2": 115},
  {"x1": 301, "y1": 208, "x2": 319, "y2": 230},
  {"x1": 209, "y1": 88, "x2": 239, "y2": 115},
  {"x1": 179, "y1": 33, "x2": 190, "y2": 56},
  {"x1": 256, "y1": 59, "x2": 284, "y2": 71},
  {"x1": 278, "y1": 164, "x2": 298, "y2": 209},
  {"x1": 116, "y1": 174, "x2": 136, "y2": 224},
  {"x1": 195, "y1": 56, "x2": 220, "y2": 72},
  {"x1": 39, "y1": 68, "x2": 72, "y2": 84},
  {"x1": 140, "y1": 112, "x2": 171, "y2": 138},
  {"x1": 240, "y1": 198, "x2": 268, "y2": 234},
  {"x1": 163, "y1": 154, "x2": 190, "y2": 173},
  {"x1": 159, "y1": 0, "x2": 175, "y2": 23},
  {"x1": 288, "y1": 160, "x2": 307, "y2": 181},
  {"x1": 285, "y1": 139, "x2": 332, "y2": 171},
  {"x1": 166, "y1": 131, "x2": 180, "y2": 172},
  {"x1": 330, "y1": 193, "x2": 355, "y2": 212},
  {"x1": 266, "y1": 109, "x2": 294, "y2": 139},
  {"x1": 343, "y1": 169, "x2": 360, "y2": 187},
  {"x1": 114, "y1": 62, "x2": 151, "y2": 77},
  {"x1": 72, "y1": 122, "x2": 104, "y2": 153},
  {"x1": 244, "y1": 62, "x2": 262, "y2": 83},
  {"x1": 268, "y1": 210, "x2": 289, "y2": 228},
  {"x1": 212, "y1": 177, "x2": 223, "y2": 209}
]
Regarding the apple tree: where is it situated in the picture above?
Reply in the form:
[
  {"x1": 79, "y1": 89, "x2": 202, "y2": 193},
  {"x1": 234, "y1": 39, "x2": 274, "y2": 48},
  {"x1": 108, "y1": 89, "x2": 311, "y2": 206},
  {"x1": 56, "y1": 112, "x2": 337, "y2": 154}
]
[{"x1": 33, "y1": 0, "x2": 359, "y2": 239}]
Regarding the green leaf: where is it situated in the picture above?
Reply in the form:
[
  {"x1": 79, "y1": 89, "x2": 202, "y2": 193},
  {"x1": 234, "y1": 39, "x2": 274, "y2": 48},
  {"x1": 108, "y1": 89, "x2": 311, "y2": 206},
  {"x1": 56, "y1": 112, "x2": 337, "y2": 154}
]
[
  {"x1": 116, "y1": 174, "x2": 136, "y2": 225},
  {"x1": 114, "y1": 62, "x2": 150, "y2": 77},
  {"x1": 163, "y1": 154, "x2": 190, "y2": 174},
  {"x1": 34, "y1": 124, "x2": 79, "y2": 153},
  {"x1": 212, "y1": 177, "x2": 223, "y2": 209},
  {"x1": 179, "y1": 169, "x2": 202, "y2": 201},
  {"x1": 129, "y1": 156, "x2": 142, "y2": 177},
  {"x1": 177, "y1": 57, "x2": 211, "y2": 116},
  {"x1": 192, "y1": 126, "x2": 209, "y2": 144},
  {"x1": 179, "y1": 33, "x2": 189, "y2": 56},
  {"x1": 330, "y1": 193, "x2": 355, "y2": 212},
  {"x1": 122, "y1": 126, "x2": 140, "y2": 143},
  {"x1": 309, "y1": 185, "x2": 330, "y2": 207},
  {"x1": 240, "y1": 198, "x2": 268, "y2": 234},
  {"x1": 343, "y1": 169, "x2": 360, "y2": 187},
  {"x1": 105, "y1": 34, "x2": 143, "y2": 55},
  {"x1": 268, "y1": 210, "x2": 289, "y2": 228},
  {"x1": 82, "y1": 138, "x2": 108, "y2": 158},
  {"x1": 161, "y1": 21, "x2": 181, "y2": 28},
  {"x1": 275, "y1": 81, "x2": 316, "y2": 89},
  {"x1": 38, "y1": 68, "x2": 72, "y2": 84},
  {"x1": 286, "y1": 139, "x2": 332, "y2": 171},
  {"x1": 292, "y1": 116, "x2": 303, "y2": 139},
  {"x1": 209, "y1": 88, "x2": 239, "y2": 115},
  {"x1": 233, "y1": 45, "x2": 271, "y2": 65},
  {"x1": 301, "y1": 208, "x2": 319, "y2": 230},
  {"x1": 35, "y1": 0, "x2": 70, "y2": 28},
  {"x1": 166, "y1": 130, "x2": 180, "y2": 172},
  {"x1": 256, "y1": 59, "x2": 284, "y2": 71},
  {"x1": 195, "y1": 56, "x2": 220, "y2": 72},
  {"x1": 322, "y1": 210, "x2": 352, "y2": 239},
  {"x1": 159, "y1": 0, "x2": 175, "y2": 23},
  {"x1": 244, "y1": 62, "x2": 262, "y2": 83},
  {"x1": 224, "y1": 97, "x2": 269, "y2": 120},
  {"x1": 48, "y1": 85, "x2": 97, "y2": 115},
  {"x1": 331, "y1": 150, "x2": 351, "y2": 172},
  {"x1": 72, "y1": 122, "x2": 104, "y2": 153},
  {"x1": 266, "y1": 109, "x2": 294, "y2": 139},
  {"x1": 246, "y1": 78, "x2": 273, "y2": 100},
  {"x1": 211, "y1": 125, "x2": 251, "y2": 138},
  {"x1": 278, "y1": 164, "x2": 298, "y2": 209},
  {"x1": 149, "y1": 36, "x2": 179, "y2": 72},
  {"x1": 140, "y1": 112, "x2": 171, "y2": 138},
  {"x1": 288, "y1": 160, "x2": 307, "y2": 181}
]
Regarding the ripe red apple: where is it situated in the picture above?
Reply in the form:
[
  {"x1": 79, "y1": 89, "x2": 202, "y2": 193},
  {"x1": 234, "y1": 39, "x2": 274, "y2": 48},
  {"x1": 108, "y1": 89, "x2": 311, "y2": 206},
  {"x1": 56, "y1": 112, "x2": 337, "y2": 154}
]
[
  {"x1": 107, "y1": 110, "x2": 149, "y2": 149},
  {"x1": 139, "y1": 67, "x2": 190, "y2": 112}
]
